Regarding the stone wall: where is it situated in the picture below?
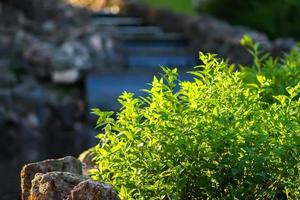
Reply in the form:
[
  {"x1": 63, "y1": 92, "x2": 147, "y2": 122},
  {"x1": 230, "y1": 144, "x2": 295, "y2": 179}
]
[
  {"x1": 115, "y1": 0, "x2": 296, "y2": 64},
  {"x1": 0, "y1": 0, "x2": 125, "y2": 164},
  {"x1": 0, "y1": 1, "x2": 124, "y2": 198}
]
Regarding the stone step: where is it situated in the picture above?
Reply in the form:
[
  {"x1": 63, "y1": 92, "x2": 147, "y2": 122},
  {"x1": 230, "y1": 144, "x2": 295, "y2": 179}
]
[
  {"x1": 127, "y1": 55, "x2": 197, "y2": 71},
  {"x1": 126, "y1": 46, "x2": 188, "y2": 56},
  {"x1": 86, "y1": 72, "x2": 193, "y2": 111},
  {"x1": 91, "y1": 11, "x2": 129, "y2": 18},
  {"x1": 122, "y1": 32, "x2": 185, "y2": 41},
  {"x1": 92, "y1": 17, "x2": 144, "y2": 26},
  {"x1": 117, "y1": 26, "x2": 164, "y2": 36},
  {"x1": 124, "y1": 38, "x2": 188, "y2": 49}
]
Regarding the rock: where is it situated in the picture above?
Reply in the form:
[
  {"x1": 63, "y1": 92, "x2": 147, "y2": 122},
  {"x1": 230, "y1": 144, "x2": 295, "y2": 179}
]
[
  {"x1": 20, "y1": 156, "x2": 82, "y2": 200},
  {"x1": 52, "y1": 69, "x2": 80, "y2": 84},
  {"x1": 52, "y1": 40, "x2": 92, "y2": 71},
  {"x1": 0, "y1": 89, "x2": 12, "y2": 108},
  {"x1": 67, "y1": 179, "x2": 120, "y2": 200},
  {"x1": 272, "y1": 38, "x2": 296, "y2": 56},
  {"x1": 0, "y1": 0, "x2": 123, "y2": 197},
  {"x1": 119, "y1": 0, "x2": 295, "y2": 64},
  {"x1": 29, "y1": 172, "x2": 88, "y2": 200},
  {"x1": 0, "y1": 73, "x2": 17, "y2": 87},
  {"x1": 13, "y1": 30, "x2": 54, "y2": 78},
  {"x1": 21, "y1": 156, "x2": 119, "y2": 200},
  {"x1": 1, "y1": 0, "x2": 90, "y2": 23},
  {"x1": 78, "y1": 148, "x2": 96, "y2": 176},
  {"x1": 19, "y1": 113, "x2": 43, "y2": 162},
  {"x1": 0, "y1": 110, "x2": 21, "y2": 161},
  {"x1": 73, "y1": 123, "x2": 89, "y2": 154},
  {"x1": 28, "y1": 172, "x2": 119, "y2": 200},
  {"x1": 12, "y1": 80, "x2": 48, "y2": 117}
]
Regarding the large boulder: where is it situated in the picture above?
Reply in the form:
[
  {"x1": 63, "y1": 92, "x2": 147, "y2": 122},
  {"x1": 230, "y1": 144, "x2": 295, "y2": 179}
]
[
  {"x1": 29, "y1": 172, "x2": 88, "y2": 200},
  {"x1": 20, "y1": 156, "x2": 119, "y2": 200},
  {"x1": 29, "y1": 172, "x2": 119, "y2": 200},
  {"x1": 67, "y1": 179, "x2": 119, "y2": 200},
  {"x1": 20, "y1": 156, "x2": 82, "y2": 200}
]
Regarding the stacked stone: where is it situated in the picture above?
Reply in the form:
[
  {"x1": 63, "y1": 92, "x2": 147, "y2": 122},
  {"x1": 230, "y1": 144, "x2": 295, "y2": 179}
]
[
  {"x1": 0, "y1": 2, "x2": 126, "y2": 197},
  {"x1": 118, "y1": 0, "x2": 296, "y2": 64},
  {"x1": 20, "y1": 156, "x2": 119, "y2": 200}
]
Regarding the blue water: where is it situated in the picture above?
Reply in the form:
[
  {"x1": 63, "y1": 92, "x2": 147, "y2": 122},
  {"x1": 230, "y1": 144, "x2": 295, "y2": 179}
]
[
  {"x1": 86, "y1": 72, "x2": 194, "y2": 111},
  {"x1": 128, "y1": 55, "x2": 197, "y2": 70}
]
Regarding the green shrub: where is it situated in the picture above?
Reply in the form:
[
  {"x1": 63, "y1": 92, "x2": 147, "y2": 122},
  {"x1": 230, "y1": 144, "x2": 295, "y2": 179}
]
[
  {"x1": 240, "y1": 35, "x2": 300, "y2": 103},
  {"x1": 143, "y1": 0, "x2": 196, "y2": 15},
  {"x1": 90, "y1": 39, "x2": 300, "y2": 199},
  {"x1": 196, "y1": 0, "x2": 300, "y2": 39}
]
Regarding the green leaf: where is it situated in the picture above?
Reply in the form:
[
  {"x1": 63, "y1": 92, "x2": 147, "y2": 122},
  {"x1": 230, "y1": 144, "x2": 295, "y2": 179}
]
[
  {"x1": 90, "y1": 49, "x2": 300, "y2": 199},
  {"x1": 99, "y1": 148, "x2": 108, "y2": 156},
  {"x1": 125, "y1": 131, "x2": 134, "y2": 140},
  {"x1": 256, "y1": 74, "x2": 266, "y2": 85},
  {"x1": 240, "y1": 35, "x2": 254, "y2": 47},
  {"x1": 273, "y1": 95, "x2": 289, "y2": 105}
]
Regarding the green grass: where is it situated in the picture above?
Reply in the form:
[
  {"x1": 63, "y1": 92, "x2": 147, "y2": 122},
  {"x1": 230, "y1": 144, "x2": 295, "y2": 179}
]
[{"x1": 143, "y1": 0, "x2": 196, "y2": 15}]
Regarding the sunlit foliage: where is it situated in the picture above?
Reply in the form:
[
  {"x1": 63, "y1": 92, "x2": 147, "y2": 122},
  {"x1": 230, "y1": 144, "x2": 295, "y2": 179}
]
[{"x1": 90, "y1": 37, "x2": 300, "y2": 199}]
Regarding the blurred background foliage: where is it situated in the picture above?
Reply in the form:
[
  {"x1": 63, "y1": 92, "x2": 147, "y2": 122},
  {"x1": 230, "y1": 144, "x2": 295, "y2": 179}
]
[
  {"x1": 197, "y1": 0, "x2": 300, "y2": 39},
  {"x1": 146, "y1": 0, "x2": 300, "y2": 40},
  {"x1": 143, "y1": 0, "x2": 196, "y2": 15},
  {"x1": 68, "y1": 0, "x2": 300, "y2": 40},
  {"x1": 145, "y1": 0, "x2": 300, "y2": 40}
]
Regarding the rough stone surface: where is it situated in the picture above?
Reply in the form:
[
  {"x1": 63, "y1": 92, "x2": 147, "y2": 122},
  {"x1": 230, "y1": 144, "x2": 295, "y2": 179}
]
[
  {"x1": 0, "y1": 0, "x2": 126, "y2": 170},
  {"x1": 20, "y1": 157, "x2": 119, "y2": 200},
  {"x1": 271, "y1": 37, "x2": 297, "y2": 55},
  {"x1": 67, "y1": 179, "x2": 120, "y2": 200},
  {"x1": 29, "y1": 172, "x2": 88, "y2": 200},
  {"x1": 1, "y1": 0, "x2": 90, "y2": 22},
  {"x1": 20, "y1": 156, "x2": 82, "y2": 200}
]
